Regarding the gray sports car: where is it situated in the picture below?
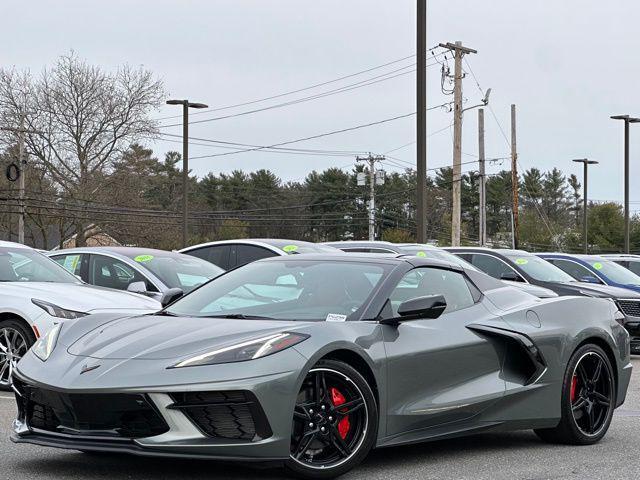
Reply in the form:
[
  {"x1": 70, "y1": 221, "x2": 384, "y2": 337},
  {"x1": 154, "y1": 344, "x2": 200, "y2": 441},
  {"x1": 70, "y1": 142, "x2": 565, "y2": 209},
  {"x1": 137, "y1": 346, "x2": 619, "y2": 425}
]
[{"x1": 10, "y1": 254, "x2": 632, "y2": 479}]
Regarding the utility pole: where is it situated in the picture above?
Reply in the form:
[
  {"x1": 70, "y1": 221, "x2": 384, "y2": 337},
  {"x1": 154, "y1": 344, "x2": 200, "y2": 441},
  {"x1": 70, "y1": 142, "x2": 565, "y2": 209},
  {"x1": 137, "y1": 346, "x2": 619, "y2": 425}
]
[
  {"x1": 416, "y1": 0, "x2": 427, "y2": 243},
  {"x1": 511, "y1": 104, "x2": 519, "y2": 249},
  {"x1": 1, "y1": 112, "x2": 40, "y2": 245},
  {"x1": 572, "y1": 158, "x2": 599, "y2": 254},
  {"x1": 357, "y1": 154, "x2": 385, "y2": 241},
  {"x1": 611, "y1": 114, "x2": 640, "y2": 253},
  {"x1": 439, "y1": 41, "x2": 477, "y2": 246},
  {"x1": 478, "y1": 108, "x2": 486, "y2": 246},
  {"x1": 166, "y1": 99, "x2": 208, "y2": 248},
  {"x1": 17, "y1": 112, "x2": 25, "y2": 244}
]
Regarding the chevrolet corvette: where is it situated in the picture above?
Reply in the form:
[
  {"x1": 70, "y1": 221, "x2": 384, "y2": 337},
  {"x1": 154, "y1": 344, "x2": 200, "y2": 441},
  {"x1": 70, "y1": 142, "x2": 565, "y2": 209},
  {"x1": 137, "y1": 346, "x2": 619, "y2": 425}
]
[{"x1": 11, "y1": 254, "x2": 632, "y2": 478}]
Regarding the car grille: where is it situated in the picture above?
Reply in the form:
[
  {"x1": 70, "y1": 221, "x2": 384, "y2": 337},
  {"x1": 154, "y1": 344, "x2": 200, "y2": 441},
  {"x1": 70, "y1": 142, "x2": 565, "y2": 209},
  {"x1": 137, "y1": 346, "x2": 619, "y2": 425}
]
[
  {"x1": 618, "y1": 300, "x2": 640, "y2": 318},
  {"x1": 14, "y1": 379, "x2": 169, "y2": 439},
  {"x1": 169, "y1": 391, "x2": 272, "y2": 441}
]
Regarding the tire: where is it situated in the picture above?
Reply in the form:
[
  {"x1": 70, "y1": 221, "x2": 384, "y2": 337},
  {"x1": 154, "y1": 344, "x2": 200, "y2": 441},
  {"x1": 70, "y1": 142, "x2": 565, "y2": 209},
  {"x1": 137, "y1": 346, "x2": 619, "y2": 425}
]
[
  {"x1": 535, "y1": 343, "x2": 615, "y2": 445},
  {"x1": 0, "y1": 318, "x2": 36, "y2": 391},
  {"x1": 285, "y1": 359, "x2": 378, "y2": 479}
]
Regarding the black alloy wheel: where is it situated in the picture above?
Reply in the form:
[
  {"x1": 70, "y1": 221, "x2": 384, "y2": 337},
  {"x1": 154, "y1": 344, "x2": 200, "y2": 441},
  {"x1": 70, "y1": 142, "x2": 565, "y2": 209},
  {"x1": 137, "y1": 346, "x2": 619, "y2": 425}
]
[
  {"x1": 535, "y1": 343, "x2": 615, "y2": 445},
  {"x1": 286, "y1": 359, "x2": 377, "y2": 479}
]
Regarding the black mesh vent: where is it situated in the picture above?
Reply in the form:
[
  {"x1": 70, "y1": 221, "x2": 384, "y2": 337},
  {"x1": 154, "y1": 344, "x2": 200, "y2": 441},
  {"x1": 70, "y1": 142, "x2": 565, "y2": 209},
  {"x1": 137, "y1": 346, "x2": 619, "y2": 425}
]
[
  {"x1": 618, "y1": 300, "x2": 640, "y2": 318},
  {"x1": 21, "y1": 383, "x2": 169, "y2": 439},
  {"x1": 169, "y1": 390, "x2": 271, "y2": 441}
]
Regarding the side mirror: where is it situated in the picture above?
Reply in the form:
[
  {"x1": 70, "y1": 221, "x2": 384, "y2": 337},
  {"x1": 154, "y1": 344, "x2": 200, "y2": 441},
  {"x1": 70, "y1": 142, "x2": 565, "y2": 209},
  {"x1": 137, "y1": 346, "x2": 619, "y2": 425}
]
[
  {"x1": 127, "y1": 281, "x2": 147, "y2": 294},
  {"x1": 500, "y1": 271, "x2": 522, "y2": 282},
  {"x1": 160, "y1": 288, "x2": 184, "y2": 308},
  {"x1": 380, "y1": 295, "x2": 447, "y2": 325}
]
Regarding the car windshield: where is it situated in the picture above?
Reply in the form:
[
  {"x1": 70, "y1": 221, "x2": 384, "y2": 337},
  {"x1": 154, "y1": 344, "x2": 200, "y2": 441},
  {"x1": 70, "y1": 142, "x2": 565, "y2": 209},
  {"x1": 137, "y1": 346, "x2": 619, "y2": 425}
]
[
  {"x1": 503, "y1": 254, "x2": 576, "y2": 282},
  {"x1": 166, "y1": 260, "x2": 389, "y2": 321},
  {"x1": 125, "y1": 252, "x2": 224, "y2": 293},
  {"x1": 590, "y1": 259, "x2": 640, "y2": 286},
  {"x1": 0, "y1": 247, "x2": 80, "y2": 283},
  {"x1": 398, "y1": 246, "x2": 479, "y2": 271}
]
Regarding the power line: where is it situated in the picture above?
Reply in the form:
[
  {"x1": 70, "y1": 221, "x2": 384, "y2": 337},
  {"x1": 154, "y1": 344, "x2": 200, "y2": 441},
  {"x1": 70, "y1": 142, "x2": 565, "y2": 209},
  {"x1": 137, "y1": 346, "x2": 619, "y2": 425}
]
[
  {"x1": 185, "y1": 103, "x2": 453, "y2": 161},
  {"x1": 154, "y1": 48, "x2": 445, "y2": 122}
]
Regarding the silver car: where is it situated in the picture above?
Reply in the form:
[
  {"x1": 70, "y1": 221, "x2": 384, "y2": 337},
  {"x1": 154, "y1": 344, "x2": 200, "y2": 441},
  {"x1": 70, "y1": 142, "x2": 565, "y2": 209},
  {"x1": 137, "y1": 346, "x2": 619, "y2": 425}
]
[{"x1": 47, "y1": 247, "x2": 223, "y2": 301}]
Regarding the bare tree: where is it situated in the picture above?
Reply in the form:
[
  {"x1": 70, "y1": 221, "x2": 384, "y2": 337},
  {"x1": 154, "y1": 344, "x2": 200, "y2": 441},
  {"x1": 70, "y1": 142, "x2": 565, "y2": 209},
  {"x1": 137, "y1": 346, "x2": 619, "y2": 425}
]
[{"x1": 0, "y1": 53, "x2": 165, "y2": 246}]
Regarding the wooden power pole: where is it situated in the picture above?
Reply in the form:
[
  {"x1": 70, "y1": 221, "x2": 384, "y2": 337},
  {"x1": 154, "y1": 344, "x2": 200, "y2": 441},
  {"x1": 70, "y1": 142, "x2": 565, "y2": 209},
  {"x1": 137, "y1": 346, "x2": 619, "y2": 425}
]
[
  {"x1": 416, "y1": 0, "x2": 427, "y2": 243},
  {"x1": 511, "y1": 104, "x2": 519, "y2": 249},
  {"x1": 439, "y1": 41, "x2": 477, "y2": 246},
  {"x1": 478, "y1": 108, "x2": 486, "y2": 246}
]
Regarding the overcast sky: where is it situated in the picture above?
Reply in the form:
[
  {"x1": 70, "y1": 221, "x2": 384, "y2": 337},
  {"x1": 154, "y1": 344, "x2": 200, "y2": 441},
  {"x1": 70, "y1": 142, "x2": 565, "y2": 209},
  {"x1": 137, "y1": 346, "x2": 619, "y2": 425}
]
[{"x1": 2, "y1": 0, "x2": 640, "y2": 209}]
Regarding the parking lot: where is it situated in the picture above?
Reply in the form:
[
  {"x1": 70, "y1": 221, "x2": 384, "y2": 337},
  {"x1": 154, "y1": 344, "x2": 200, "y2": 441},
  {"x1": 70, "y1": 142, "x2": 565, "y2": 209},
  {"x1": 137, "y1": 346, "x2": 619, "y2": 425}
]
[{"x1": 0, "y1": 357, "x2": 638, "y2": 480}]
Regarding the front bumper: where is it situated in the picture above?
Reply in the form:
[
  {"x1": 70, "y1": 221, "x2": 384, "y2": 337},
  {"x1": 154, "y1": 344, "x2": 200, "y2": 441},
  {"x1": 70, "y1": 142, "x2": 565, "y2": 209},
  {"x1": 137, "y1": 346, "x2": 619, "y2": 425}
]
[
  {"x1": 10, "y1": 348, "x2": 307, "y2": 461},
  {"x1": 623, "y1": 319, "x2": 640, "y2": 354}
]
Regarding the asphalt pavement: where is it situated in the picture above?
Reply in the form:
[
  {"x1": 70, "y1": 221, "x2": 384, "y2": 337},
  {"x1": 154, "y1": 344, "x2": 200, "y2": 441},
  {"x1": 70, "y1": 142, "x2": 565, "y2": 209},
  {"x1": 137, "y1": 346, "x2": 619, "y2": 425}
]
[{"x1": 2, "y1": 358, "x2": 640, "y2": 480}]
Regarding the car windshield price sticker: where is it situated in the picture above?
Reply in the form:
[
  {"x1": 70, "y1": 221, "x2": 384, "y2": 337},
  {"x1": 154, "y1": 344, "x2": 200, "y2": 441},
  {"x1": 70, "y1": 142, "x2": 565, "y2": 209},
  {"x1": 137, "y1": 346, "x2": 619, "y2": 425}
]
[
  {"x1": 515, "y1": 258, "x2": 528, "y2": 265},
  {"x1": 416, "y1": 251, "x2": 427, "y2": 257},
  {"x1": 593, "y1": 262, "x2": 603, "y2": 270},
  {"x1": 326, "y1": 313, "x2": 347, "y2": 322},
  {"x1": 63, "y1": 255, "x2": 80, "y2": 272},
  {"x1": 134, "y1": 254, "x2": 154, "y2": 263},
  {"x1": 282, "y1": 244, "x2": 298, "y2": 253}
]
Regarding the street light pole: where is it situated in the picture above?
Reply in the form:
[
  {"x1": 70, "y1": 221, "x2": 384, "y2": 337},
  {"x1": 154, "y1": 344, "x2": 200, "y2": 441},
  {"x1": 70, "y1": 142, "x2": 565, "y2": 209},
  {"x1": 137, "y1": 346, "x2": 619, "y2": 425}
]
[
  {"x1": 572, "y1": 158, "x2": 599, "y2": 254},
  {"x1": 611, "y1": 114, "x2": 640, "y2": 253},
  {"x1": 166, "y1": 99, "x2": 208, "y2": 248}
]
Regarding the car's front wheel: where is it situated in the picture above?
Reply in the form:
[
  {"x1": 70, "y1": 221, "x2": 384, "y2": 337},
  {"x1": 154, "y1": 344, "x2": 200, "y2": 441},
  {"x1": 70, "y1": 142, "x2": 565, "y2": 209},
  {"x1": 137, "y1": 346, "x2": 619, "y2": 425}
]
[
  {"x1": 0, "y1": 318, "x2": 35, "y2": 390},
  {"x1": 535, "y1": 343, "x2": 615, "y2": 445},
  {"x1": 285, "y1": 359, "x2": 378, "y2": 479}
]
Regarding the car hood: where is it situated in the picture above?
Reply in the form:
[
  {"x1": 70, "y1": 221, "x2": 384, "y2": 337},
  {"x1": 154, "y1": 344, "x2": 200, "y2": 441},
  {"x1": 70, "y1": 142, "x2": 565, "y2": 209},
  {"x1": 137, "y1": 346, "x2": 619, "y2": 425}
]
[
  {"x1": 548, "y1": 281, "x2": 640, "y2": 299},
  {"x1": 5, "y1": 282, "x2": 160, "y2": 312},
  {"x1": 66, "y1": 314, "x2": 308, "y2": 361}
]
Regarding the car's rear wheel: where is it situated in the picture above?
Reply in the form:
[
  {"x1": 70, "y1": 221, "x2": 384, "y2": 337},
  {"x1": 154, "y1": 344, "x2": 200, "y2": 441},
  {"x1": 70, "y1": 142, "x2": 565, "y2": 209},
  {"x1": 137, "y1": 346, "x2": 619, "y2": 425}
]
[
  {"x1": 535, "y1": 343, "x2": 615, "y2": 444},
  {"x1": 0, "y1": 319, "x2": 35, "y2": 391},
  {"x1": 285, "y1": 359, "x2": 377, "y2": 479}
]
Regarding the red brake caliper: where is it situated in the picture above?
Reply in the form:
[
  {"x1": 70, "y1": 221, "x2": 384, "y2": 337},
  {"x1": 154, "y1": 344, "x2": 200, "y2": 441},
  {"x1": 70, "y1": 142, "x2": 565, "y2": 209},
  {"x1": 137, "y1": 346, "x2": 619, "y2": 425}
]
[
  {"x1": 330, "y1": 387, "x2": 350, "y2": 439},
  {"x1": 570, "y1": 375, "x2": 578, "y2": 402}
]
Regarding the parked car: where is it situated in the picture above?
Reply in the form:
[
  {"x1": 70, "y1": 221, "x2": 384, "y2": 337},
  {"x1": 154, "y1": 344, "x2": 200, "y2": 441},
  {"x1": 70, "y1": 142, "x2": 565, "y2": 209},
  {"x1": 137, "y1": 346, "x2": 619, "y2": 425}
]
[
  {"x1": 601, "y1": 254, "x2": 640, "y2": 276},
  {"x1": 0, "y1": 241, "x2": 160, "y2": 389},
  {"x1": 326, "y1": 241, "x2": 558, "y2": 298},
  {"x1": 446, "y1": 247, "x2": 640, "y2": 352},
  {"x1": 539, "y1": 253, "x2": 640, "y2": 294},
  {"x1": 47, "y1": 247, "x2": 223, "y2": 301},
  {"x1": 180, "y1": 238, "x2": 339, "y2": 270},
  {"x1": 11, "y1": 253, "x2": 630, "y2": 478}
]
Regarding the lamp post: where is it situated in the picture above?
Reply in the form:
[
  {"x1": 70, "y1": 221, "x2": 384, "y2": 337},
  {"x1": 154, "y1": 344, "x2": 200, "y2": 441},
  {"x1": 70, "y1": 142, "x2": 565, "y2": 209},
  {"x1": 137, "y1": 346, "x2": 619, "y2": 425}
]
[
  {"x1": 572, "y1": 158, "x2": 599, "y2": 254},
  {"x1": 610, "y1": 114, "x2": 640, "y2": 253},
  {"x1": 166, "y1": 99, "x2": 208, "y2": 248}
]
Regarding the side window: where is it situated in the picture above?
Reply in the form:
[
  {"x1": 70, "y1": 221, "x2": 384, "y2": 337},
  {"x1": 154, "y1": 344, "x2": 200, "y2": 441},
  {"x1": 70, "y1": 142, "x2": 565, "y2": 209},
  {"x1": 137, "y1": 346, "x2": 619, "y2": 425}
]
[
  {"x1": 388, "y1": 268, "x2": 475, "y2": 316},
  {"x1": 187, "y1": 245, "x2": 231, "y2": 270},
  {"x1": 52, "y1": 254, "x2": 84, "y2": 276},
  {"x1": 235, "y1": 245, "x2": 276, "y2": 267},
  {"x1": 551, "y1": 259, "x2": 602, "y2": 283},
  {"x1": 88, "y1": 255, "x2": 148, "y2": 291},
  {"x1": 627, "y1": 261, "x2": 640, "y2": 276},
  {"x1": 470, "y1": 254, "x2": 520, "y2": 280}
]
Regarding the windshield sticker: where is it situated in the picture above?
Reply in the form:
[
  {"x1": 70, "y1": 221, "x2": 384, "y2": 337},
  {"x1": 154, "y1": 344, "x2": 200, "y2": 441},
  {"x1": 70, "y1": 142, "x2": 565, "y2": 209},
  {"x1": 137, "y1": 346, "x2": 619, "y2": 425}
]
[
  {"x1": 593, "y1": 262, "x2": 603, "y2": 270},
  {"x1": 326, "y1": 313, "x2": 347, "y2": 322},
  {"x1": 416, "y1": 251, "x2": 427, "y2": 257},
  {"x1": 282, "y1": 244, "x2": 299, "y2": 253},
  {"x1": 515, "y1": 258, "x2": 529, "y2": 265},
  {"x1": 63, "y1": 255, "x2": 80, "y2": 272},
  {"x1": 134, "y1": 254, "x2": 154, "y2": 263}
]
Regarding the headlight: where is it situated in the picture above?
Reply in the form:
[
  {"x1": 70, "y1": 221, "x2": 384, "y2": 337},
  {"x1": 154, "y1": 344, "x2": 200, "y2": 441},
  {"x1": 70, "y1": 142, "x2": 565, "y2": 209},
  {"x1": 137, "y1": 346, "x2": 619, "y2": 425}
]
[
  {"x1": 171, "y1": 332, "x2": 309, "y2": 368},
  {"x1": 32, "y1": 299, "x2": 88, "y2": 319},
  {"x1": 32, "y1": 323, "x2": 62, "y2": 362}
]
